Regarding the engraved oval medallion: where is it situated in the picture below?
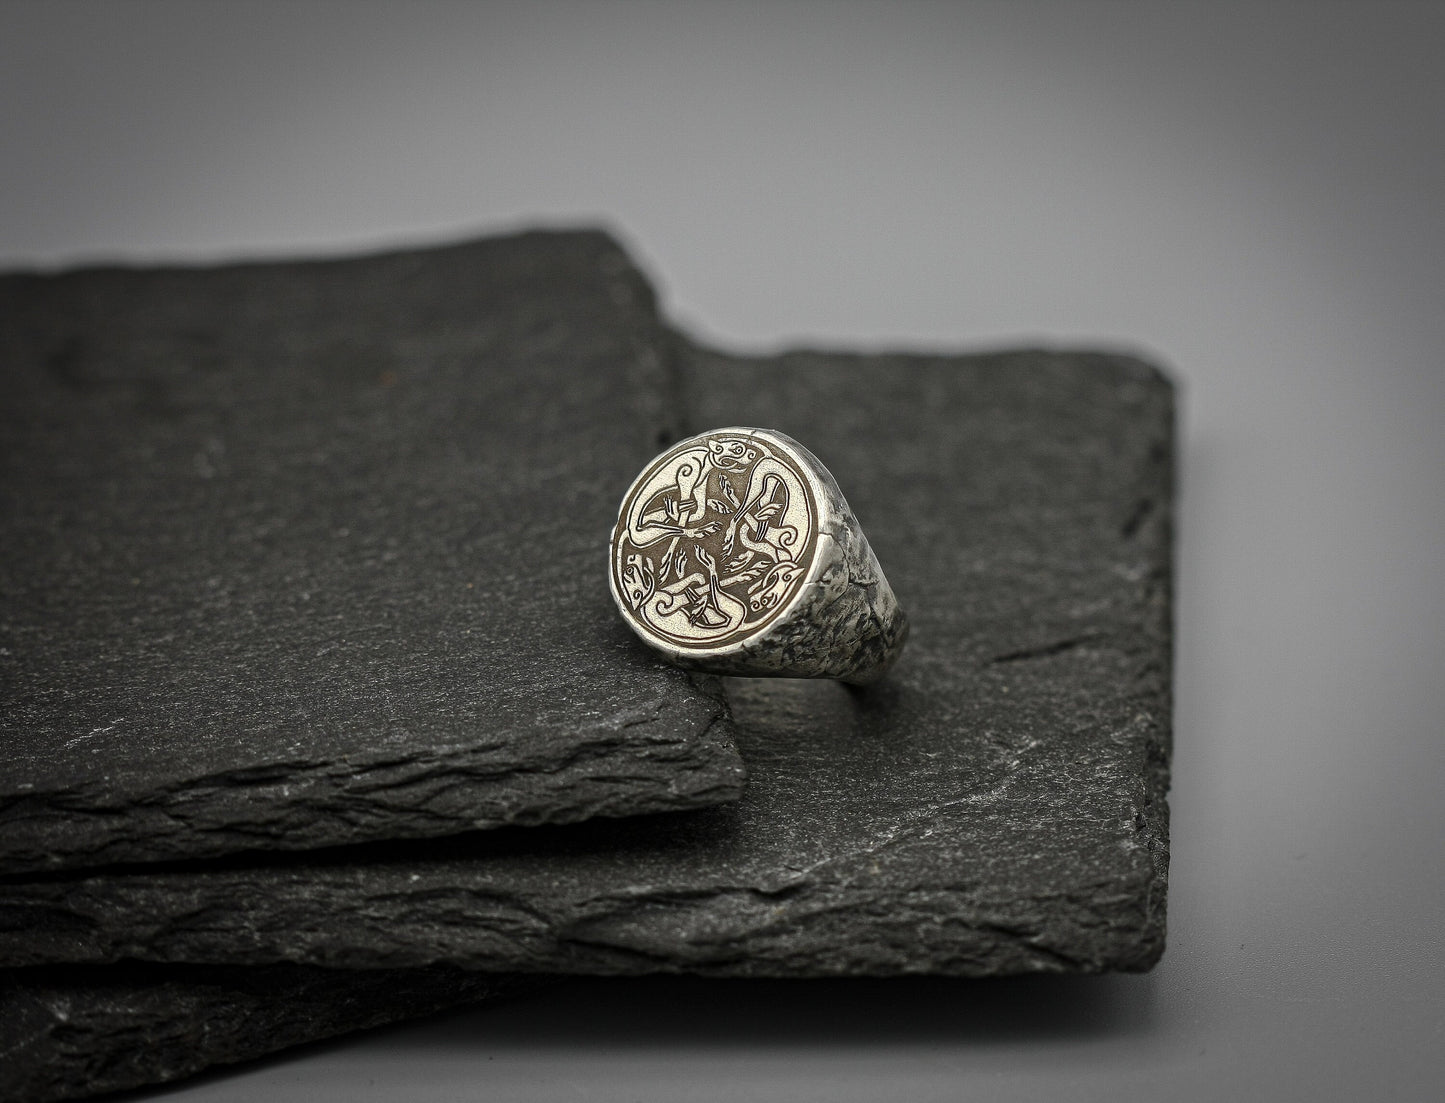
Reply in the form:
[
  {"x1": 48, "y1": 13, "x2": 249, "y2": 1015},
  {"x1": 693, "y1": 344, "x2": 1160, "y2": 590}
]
[{"x1": 610, "y1": 430, "x2": 819, "y2": 651}]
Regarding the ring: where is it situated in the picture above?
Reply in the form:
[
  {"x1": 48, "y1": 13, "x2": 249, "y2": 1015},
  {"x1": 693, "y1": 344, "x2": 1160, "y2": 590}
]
[{"x1": 609, "y1": 427, "x2": 908, "y2": 685}]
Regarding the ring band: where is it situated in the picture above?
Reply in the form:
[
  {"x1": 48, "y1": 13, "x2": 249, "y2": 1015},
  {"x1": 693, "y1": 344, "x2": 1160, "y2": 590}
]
[{"x1": 609, "y1": 427, "x2": 908, "y2": 685}]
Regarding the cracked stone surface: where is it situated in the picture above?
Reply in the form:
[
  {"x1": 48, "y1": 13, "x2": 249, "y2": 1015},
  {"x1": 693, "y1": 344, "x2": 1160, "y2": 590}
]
[
  {"x1": 0, "y1": 964, "x2": 540, "y2": 1103},
  {"x1": 0, "y1": 231, "x2": 745, "y2": 875},
  {"x1": 0, "y1": 340, "x2": 1174, "y2": 977}
]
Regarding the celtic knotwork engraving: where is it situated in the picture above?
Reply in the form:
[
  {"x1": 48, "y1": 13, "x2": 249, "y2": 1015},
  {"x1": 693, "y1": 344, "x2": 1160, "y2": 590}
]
[{"x1": 612, "y1": 432, "x2": 818, "y2": 649}]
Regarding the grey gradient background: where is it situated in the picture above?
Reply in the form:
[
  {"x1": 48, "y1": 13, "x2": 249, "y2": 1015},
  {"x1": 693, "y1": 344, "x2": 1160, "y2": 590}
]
[{"x1": 2, "y1": 1, "x2": 1442, "y2": 1099}]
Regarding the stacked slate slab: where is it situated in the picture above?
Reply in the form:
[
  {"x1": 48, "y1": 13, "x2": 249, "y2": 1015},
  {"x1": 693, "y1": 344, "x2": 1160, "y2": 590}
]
[
  {"x1": 0, "y1": 231, "x2": 746, "y2": 876},
  {"x1": 0, "y1": 964, "x2": 544, "y2": 1103},
  {"x1": 0, "y1": 231, "x2": 747, "y2": 1098},
  {"x1": 0, "y1": 231, "x2": 1176, "y2": 1099},
  {"x1": 0, "y1": 342, "x2": 1174, "y2": 976}
]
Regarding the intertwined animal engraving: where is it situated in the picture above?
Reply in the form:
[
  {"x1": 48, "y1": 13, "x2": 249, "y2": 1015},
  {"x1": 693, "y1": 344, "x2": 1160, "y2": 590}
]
[{"x1": 612, "y1": 433, "x2": 817, "y2": 648}]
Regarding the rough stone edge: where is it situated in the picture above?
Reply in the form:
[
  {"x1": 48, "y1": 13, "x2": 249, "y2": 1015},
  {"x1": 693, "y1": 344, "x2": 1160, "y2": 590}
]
[
  {"x1": 0, "y1": 689, "x2": 746, "y2": 876},
  {"x1": 0, "y1": 964, "x2": 547, "y2": 1103},
  {"x1": 0, "y1": 850, "x2": 1166, "y2": 976},
  {"x1": 1126, "y1": 348, "x2": 1176, "y2": 973}
]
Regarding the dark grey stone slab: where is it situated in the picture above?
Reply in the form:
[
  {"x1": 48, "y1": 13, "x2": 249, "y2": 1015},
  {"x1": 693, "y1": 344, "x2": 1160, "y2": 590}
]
[
  {"x1": 0, "y1": 964, "x2": 539, "y2": 1103},
  {"x1": 0, "y1": 343, "x2": 1173, "y2": 976},
  {"x1": 0, "y1": 232, "x2": 745, "y2": 875}
]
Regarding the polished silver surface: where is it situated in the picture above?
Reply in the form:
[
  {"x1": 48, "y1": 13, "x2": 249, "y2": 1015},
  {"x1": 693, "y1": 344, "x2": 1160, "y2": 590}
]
[{"x1": 610, "y1": 427, "x2": 907, "y2": 684}]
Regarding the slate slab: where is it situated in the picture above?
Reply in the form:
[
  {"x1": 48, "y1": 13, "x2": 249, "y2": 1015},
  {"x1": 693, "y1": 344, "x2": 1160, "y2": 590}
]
[
  {"x1": 0, "y1": 964, "x2": 538, "y2": 1103},
  {"x1": 0, "y1": 343, "x2": 1174, "y2": 976},
  {"x1": 0, "y1": 231, "x2": 745, "y2": 875}
]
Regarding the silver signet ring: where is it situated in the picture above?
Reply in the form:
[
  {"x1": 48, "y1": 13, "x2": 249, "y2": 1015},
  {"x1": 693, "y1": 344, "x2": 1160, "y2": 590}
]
[{"x1": 609, "y1": 427, "x2": 909, "y2": 686}]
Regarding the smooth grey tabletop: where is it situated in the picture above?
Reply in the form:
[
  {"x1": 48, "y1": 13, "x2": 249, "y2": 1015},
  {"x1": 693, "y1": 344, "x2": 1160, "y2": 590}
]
[{"x1": 2, "y1": 2, "x2": 1441, "y2": 1101}]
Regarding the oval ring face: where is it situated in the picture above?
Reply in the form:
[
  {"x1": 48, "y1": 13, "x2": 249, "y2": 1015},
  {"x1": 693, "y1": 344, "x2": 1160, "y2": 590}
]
[{"x1": 610, "y1": 430, "x2": 818, "y2": 651}]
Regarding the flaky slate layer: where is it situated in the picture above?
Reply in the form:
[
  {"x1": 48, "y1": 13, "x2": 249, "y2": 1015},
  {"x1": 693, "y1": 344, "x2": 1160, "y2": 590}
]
[
  {"x1": 0, "y1": 964, "x2": 541, "y2": 1103},
  {"x1": 0, "y1": 231, "x2": 745, "y2": 875},
  {"x1": 0, "y1": 343, "x2": 1173, "y2": 977}
]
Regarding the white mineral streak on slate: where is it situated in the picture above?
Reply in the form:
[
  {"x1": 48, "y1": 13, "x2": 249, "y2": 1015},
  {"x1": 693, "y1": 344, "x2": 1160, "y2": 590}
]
[
  {"x1": 0, "y1": 342, "x2": 1174, "y2": 978},
  {"x1": 0, "y1": 232, "x2": 745, "y2": 875}
]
